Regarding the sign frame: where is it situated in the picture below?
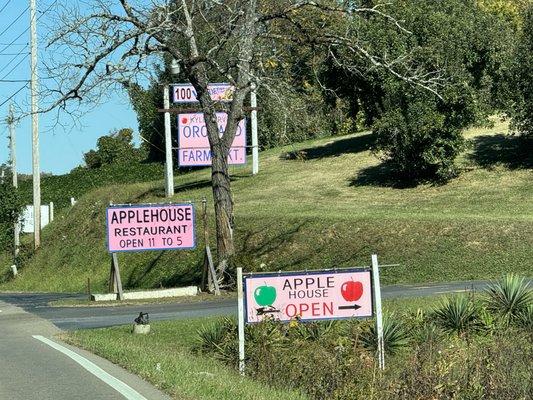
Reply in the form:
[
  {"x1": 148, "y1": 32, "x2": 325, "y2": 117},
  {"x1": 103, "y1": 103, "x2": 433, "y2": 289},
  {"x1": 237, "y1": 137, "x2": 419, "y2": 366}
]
[
  {"x1": 243, "y1": 267, "x2": 374, "y2": 324},
  {"x1": 177, "y1": 112, "x2": 247, "y2": 167},
  {"x1": 172, "y1": 82, "x2": 234, "y2": 103},
  {"x1": 105, "y1": 202, "x2": 196, "y2": 254},
  {"x1": 237, "y1": 256, "x2": 386, "y2": 375}
]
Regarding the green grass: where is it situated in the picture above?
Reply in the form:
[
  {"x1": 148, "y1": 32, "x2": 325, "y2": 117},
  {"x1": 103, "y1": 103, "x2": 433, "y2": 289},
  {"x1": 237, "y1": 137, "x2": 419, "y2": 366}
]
[
  {"x1": 61, "y1": 296, "x2": 438, "y2": 400},
  {"x1": 63, "y1": 317, "x2": 306, "y2": 400},
  {"x1": 1, "y1": 120, "x2": 531, "y2": 292}
]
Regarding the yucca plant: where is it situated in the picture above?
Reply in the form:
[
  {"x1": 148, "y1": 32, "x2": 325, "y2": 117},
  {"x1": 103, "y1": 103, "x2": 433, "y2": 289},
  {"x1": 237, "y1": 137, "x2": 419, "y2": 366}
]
[
  {"x1": 432, "y1": 294, "x2": 481, "y2": 336},
  {"x1": 516, "y1": 305, "x2": 533, "y2": 331},
  {"x1": 195, "y1": 316, "x2": 236, "y2": 362},
  {"x1": 292, "y1": 320, "x2": 339, "y2": 342},
  {"x1": 484, "y1": 274, "x2": 532, "y2": 324},
  {"x1": 361, "y1": 313, "x2": 410, "y2": 355}
]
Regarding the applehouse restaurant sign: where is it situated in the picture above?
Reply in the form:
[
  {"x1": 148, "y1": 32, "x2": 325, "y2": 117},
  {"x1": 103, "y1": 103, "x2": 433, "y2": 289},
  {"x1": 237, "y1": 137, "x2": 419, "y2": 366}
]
[{"x1": 243, "y1": 269, "x2": 373, "y2": 323}]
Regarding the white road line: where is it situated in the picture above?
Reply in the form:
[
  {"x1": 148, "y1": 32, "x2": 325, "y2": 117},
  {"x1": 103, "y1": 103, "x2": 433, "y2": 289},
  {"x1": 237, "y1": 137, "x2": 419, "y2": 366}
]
[{"x1": 32, "y1": 335, "x2": 147, "y2": 400}]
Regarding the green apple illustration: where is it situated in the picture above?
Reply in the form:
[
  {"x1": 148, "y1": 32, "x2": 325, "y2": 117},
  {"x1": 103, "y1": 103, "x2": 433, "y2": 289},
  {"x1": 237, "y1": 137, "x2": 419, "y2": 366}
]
[{"x1": 254, "y1": 285, "x2": 277, "y2": 307}]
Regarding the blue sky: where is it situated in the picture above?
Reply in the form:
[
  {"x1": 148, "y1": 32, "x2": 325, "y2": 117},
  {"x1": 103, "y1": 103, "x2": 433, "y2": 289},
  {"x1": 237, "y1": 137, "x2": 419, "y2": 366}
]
[{"x1": 0, "y1": 0, "x2": 139, "y2": 175}]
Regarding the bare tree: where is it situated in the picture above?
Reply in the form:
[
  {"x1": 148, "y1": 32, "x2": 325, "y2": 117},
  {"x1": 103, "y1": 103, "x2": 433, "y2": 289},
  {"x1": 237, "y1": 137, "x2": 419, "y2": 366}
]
[{"x1": 42, "y1": 0, "x2": 443, "y2": 286}]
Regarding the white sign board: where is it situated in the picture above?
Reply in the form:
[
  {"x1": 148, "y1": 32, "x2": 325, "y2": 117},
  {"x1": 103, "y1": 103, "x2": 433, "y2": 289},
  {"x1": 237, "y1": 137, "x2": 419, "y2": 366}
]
[
  {"x1": 177, "y1": 112, "x2": 246, "y2": 166},
  {"x1": 20, "y1": 205, "x2": 50, "y2": 233},
  {"x1": 172, "y1": 83, "x2": 234, "y2": 103}
]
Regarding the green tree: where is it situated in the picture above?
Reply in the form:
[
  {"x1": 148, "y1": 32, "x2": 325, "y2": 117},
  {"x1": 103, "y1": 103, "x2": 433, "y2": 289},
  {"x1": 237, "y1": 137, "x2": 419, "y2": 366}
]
[
  {"x1": 83, "y1": 128, "x2": 144, "y2": 169},
  {"x1": 0, "y1": 183, "x2": 22, "y2": 253},
  {"x1": 509, "y1": 4, "x2": 533, "y2": 138}
]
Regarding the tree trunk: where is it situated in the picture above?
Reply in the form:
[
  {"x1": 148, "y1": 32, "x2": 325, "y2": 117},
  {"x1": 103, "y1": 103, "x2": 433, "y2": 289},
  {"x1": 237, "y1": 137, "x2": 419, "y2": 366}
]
[{"x1": 210, "y1": 140, "x2": 234, "y2": 284}]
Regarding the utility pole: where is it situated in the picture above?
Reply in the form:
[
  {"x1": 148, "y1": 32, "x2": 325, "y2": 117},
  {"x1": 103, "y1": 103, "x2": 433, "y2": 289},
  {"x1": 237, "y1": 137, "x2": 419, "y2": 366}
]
[
  {"x1": 8, "y1": 104, "x2": 20, "y2": 259},
  {"x1": 30, "y1": 0, "x2": 41, "y2": 249}
]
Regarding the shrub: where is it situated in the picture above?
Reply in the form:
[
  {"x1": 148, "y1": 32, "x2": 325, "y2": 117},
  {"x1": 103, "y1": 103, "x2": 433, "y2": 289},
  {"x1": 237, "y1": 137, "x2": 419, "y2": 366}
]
[
  {"x1": 432, "y1": 294, "x2": 481, "y2": 336},
  {"x1": 83, "y1": 128, "x2": 144, "y2": 169},
  {"x1": 195, "y1": 317, "x2": 237, "y2": 364},
  {"x1": 509, "y1": 5, "x2": 533, "y2": 138},
  {"x1": 484, "y1": 274, "x2": 532, "y2": 324},
  {"x1": 0, "y1": 184, "x2": 23, "y2": 253},
  {"x1": 372, "y1": 89, "x2": 466, "y2": 183},
  {"x1": 360, "y1": 313, "x2": 411, "y2": 355},
  {"x1": 515, "y1": 305, "x2": 533, "y2": 332}
]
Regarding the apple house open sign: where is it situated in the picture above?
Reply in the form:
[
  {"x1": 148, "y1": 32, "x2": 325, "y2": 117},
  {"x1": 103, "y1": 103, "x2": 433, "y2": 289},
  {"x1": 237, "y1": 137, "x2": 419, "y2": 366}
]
[{"x1": 243, "y1": 269, "x2": 373, "y2": 323}]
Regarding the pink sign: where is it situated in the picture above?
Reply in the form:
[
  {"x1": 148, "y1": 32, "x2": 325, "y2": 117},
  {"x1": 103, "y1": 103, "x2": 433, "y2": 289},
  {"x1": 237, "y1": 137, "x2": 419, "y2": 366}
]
[
  {"x1": 106, "y1": 204, "x2": 195, "y2": 253},
  {"x1": 178, "y1": 112, "x2": 246, "y2": 166},
  {"x1": 172, "y1": 83, "x2": 234, "y2": 103},
  {"x1": 244, "y1": 269, "x2": 373, "y2": 323}
]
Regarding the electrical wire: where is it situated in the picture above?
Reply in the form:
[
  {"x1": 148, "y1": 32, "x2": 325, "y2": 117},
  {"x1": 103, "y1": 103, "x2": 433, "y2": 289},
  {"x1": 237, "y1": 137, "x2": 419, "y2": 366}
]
[
  {"x1": 0, "y1": 0, "x2": 12, "y2": 15},
  {"x1": 0, "y1": 46, "x2": 28, "y2": 75},
  {"x1": 0, "y1": 53, "x2": 29, "y2": 80},
  {"x1": 0, "y1": 6, "x2": 29, "y2": 40},
  {"x1": 0, "y1": 83, "x2": 27, "y2": 108},
  {"x1": 0, "y1": 0, "x2": 57, "y2": 54}
]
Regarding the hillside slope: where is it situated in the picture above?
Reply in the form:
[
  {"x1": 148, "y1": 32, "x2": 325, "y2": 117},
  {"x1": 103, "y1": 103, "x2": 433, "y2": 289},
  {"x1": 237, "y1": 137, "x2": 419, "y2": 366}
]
[{"x1": 1, "y1": 121, "x2": 531, "y2": 293}]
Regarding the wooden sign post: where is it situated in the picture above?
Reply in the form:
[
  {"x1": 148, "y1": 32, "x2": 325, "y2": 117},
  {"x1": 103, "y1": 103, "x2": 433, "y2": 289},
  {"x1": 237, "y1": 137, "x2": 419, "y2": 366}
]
[
  {"x1": 108, "y1": 253, "x2": 124, "y2": 301},
  {"x1": 200, "y1": 197, "x2": 220, "y2": 295}
]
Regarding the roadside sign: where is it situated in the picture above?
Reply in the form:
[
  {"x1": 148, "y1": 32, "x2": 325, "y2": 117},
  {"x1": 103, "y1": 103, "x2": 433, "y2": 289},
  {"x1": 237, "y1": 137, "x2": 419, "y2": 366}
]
[
  {"x1": 106, "y1": 203, "x2": 195, "y2": 253},
  {"x1": 243, "y1": 268, "x2": 373, "y2": 323},
  {"x1": 178, "y1": 112, "x2": 246, "y2": 166},
  {"x1": 20, "y1": 205, "x2": 50, "y2": 233},
  {"x1": 172, "y1": 83, "x2": 234, "y2": 103}
]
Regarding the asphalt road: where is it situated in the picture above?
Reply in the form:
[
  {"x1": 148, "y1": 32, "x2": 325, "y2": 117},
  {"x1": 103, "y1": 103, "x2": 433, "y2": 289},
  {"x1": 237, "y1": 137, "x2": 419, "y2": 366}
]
[
  {"x1": 0, "y1": 297, "x2": 170, "y2": 400},
  {"x1": 0, "y1": 280, "x2": 500, "y2": 330},
  {"x1": 0, "y1": 279, "x2": 526, "y2": 400}
]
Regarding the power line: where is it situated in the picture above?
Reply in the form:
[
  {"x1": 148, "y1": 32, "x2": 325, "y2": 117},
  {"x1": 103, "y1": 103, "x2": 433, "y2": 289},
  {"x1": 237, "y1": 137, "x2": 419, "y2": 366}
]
[
  {"x1": 0, "y1": 0, "x2": 12, "y2": 14},
  {"x1": 0, "y1": 6, "x2": 29, "y2": 40},
  {"x1": 0, "y1": 83, "x2": 27, "y2": 108},
  {"x1": 0, "y1": 31, "x2": 28, "y2": 54},
  {"x1": 0, "y1": 46, "x2": 28, "y2": 75},
  {"x1": 0, "y1": 0, "x2": 55, "y2": 54},
  {"x1": 0, "y1": 53, "x2": 29, "y2": 80},
  {"x1": 0, "y1": 52, "x2": 29, "y2": 55},
  {"x1": 0, "y1": 79, "x2": 29, "y2": 82}
]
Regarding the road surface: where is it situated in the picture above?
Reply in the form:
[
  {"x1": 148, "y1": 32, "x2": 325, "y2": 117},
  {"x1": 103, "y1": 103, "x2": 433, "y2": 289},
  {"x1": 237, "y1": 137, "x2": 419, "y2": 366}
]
[
  {"x1": 0, "y1": 296, "x2": 170, "y2": 400},
  {"x1": 0, "y1": 280, "x2": 499, "y2": 330}
]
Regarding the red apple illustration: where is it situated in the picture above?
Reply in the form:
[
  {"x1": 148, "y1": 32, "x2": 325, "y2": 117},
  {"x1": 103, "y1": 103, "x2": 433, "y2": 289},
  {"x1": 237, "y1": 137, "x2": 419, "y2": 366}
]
[
  {"x1": 341, "y1": 280, "x2": 363, "y2": 302},
  {"x1": 181, "y1": 117, "x2": 188, "y2": 124}
]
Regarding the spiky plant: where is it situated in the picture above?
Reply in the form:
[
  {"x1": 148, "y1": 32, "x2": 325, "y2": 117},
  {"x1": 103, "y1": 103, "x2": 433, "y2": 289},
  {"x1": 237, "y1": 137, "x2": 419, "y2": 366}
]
[
  {"x1": 361, "y1": 313, "x2": 410, "y2": 355},
  {"x1": 195, "y1": 316, "x2": 236, "y2": 362},
  {"x1": 484, "y1": 274, "x2": 532, "y2": 323},
  {"x1": 432, "y1": 294, "x2": 480, "y2": 336},
  {"x1": 516, "y1": 305, "x2": 533, "y2": 332}
]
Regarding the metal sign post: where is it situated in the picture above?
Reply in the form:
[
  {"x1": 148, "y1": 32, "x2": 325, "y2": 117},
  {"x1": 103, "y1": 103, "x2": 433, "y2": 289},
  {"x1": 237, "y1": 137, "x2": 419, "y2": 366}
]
[
  {"x1": 237, "y1": 267, "x2": 245, "y2": 375},
  {"x1": 164, "y1": 85, "x2": 174, "y2": 198},
  {"x1": 371, "y1": 254, "x2": 385, "y2": 370},
  {"x1": 250, "y1": 83, "x2": 259, "y2": 175}
]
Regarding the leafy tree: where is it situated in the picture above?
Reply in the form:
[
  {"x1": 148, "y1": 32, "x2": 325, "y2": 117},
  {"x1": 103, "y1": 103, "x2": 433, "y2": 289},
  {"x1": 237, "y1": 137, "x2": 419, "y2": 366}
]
[
  {"x1": 43, "y1": 1, "x2": 446, "y2": 285},
  {"x1": 335, "y1": 0, "x2": 517, "y2": 182},
  {"x1": 372, "y1": 86, "x2": 467, "y2": 182},
  {"x1": 83, "y1": 128, "x2": 144, "y2": 169},
  {"x1": 509, "y1": 4, "x2": 533, "y2": 138},
  {"x1": 0, "y1": 183, "x2": 23, "y2": 254}
]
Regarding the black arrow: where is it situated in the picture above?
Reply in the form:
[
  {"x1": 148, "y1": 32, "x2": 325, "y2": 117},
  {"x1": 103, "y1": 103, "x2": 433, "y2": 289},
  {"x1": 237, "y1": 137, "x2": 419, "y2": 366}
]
[
  {"x1": 256, "y1": 306, "x2": 281, "y2": 315},
  {"x1": 338, "y1": 304, "x2": 361, "y2": 311}
]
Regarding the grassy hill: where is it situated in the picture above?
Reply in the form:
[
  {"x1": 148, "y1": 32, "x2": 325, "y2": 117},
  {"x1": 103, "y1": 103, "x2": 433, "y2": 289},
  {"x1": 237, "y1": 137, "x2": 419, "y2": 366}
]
[{"x1": 1, "y1": 120, "x2": 531, "y2": 293}]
